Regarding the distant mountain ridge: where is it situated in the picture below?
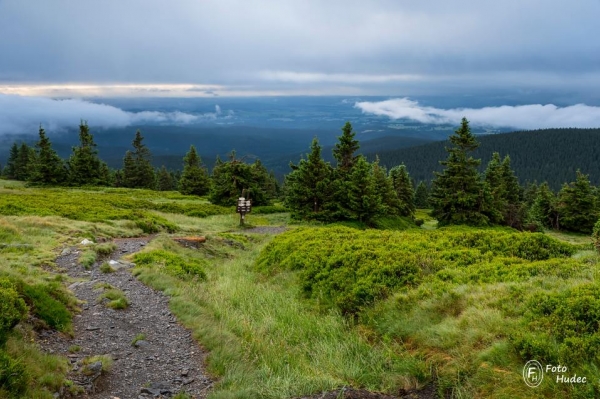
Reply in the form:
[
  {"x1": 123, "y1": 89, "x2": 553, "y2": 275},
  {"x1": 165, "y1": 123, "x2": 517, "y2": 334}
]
[{"x1": 364, "y1": 128, "x2": 600, "y2": 190}]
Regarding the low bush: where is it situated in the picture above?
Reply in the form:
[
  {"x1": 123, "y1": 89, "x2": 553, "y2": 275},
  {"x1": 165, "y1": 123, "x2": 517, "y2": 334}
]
[
  {"x1": 256, "y1": 226, "x2": 577, "y2": 315},
  {"x1": 0, "y1": 349, "x2": 28, "y2": 397},
  {"x1": 133, "y1": 249, "x2": 207, "y2": 280},
  {"x1": 98, "y1": 289, "x2": 129, "y2": 310},
  {"x1": 0, "y1": 280, "x2": 27, "y2": 344},
  {"x1": 22, "y1": 283, "x2": 71, "y2": 332},
  {"x1": 252, "y1": 205, "x2": 288, "y2": 214},
  {"x1": 593, "y1": 219, "x2": 600, "y2": 252}
]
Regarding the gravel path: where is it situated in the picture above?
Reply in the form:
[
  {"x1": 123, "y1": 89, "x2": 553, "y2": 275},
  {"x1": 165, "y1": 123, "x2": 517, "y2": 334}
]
[{"x1": 40, "y1": 237, "x2": 212, "y2": 398}]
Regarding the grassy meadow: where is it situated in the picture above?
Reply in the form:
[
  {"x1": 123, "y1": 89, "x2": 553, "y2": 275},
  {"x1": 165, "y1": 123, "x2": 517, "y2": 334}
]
[{"x1": 1, "y1": 180, "x2": 599, "y2": 398}]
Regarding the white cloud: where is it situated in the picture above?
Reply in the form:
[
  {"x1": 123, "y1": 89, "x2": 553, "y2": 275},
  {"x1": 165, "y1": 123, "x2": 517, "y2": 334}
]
[
  {"x1": 355, "y1": 98, "x2": 600, "y2": 129},
  {"x1": 0, "y1": 94, "x2": 220, "y2": 135}
]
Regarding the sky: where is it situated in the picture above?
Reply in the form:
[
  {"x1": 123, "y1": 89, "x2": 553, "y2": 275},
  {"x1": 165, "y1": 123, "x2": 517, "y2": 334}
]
[{"x1": 1, "y1": 0, "x2": 599, "y2": 131}]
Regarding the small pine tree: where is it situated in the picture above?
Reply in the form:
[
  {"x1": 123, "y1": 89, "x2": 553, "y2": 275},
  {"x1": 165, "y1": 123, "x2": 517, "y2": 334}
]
[
  {"x1": 332, "y1": 122, "x2": 360, "y2": 173},
  {"x1": 372, "y1": 157, "x2": 402, "y2": 216},
  {"x1": 122, "y1": 130, "x2": 155, "y2": 189},
  {"x1": 284, "y1": 137, "x2": 333, "y2": 220},
  {"x1": 15, "y1": 143, "x2": 35, "y2": 181},
  {"x1": 529, "y1": 182, "x2": 558, "y2": 229},
  {"x1": 500, "y1": 155, "x2": 525, "y2": 228},
  {"x1": 430, "y1": 118, "x2": 489, "y2": 226},
  {"x1": 157, "y1": 166, "x2": 175, "y2": 191},
  {"x1": 389, "y1": 164, "x2": 416, "y2": 217},
  {"x1": 414, "y1": 181, "x2": 430, "y2": 208},
  {"x1": 68, "y1": 121, "x2": 106, "y2": 186},
  {"x1": 483, "y1": 152, "x2": 507, "y2": 225},
  {"x1": 179, "y1": 145, "x2": 210, "y2": 196},
  {"x1": 557, "y1": 170, "x2": 598, "y2": 233},
  {"x1": 4, "y1": 143, "x2": 19, "y2": 179},
  {"x1": 29, "y1": 126, "x2": 66, "y2": 185},
  {"x1": 346, "y1": 156, "x2": 384, "y2": 224}
]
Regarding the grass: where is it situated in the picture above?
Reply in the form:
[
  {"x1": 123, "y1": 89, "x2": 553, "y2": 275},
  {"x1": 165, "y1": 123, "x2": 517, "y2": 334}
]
[
  {"x1": 98, "y1": 288, "x2": 129, "y2": 310},
  {"x1": 133, "y1": 236, "x2": 425, "y2": 398},
  {"x1": 81, "y1": 354, "x2": 113, "y2": 375},
  {"x1": 131, "y1": 333, "x2": 146, "y2": 346},
  {"x1": 99, "y1": 261, "x2": 116, "y2": 273},
  {"x1": 3, "y1": 181, "x2": 599, "y2": 398}
]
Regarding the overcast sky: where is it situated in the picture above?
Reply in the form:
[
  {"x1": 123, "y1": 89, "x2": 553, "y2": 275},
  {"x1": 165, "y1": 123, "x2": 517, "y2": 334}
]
[
  {"x1": 1, "y1": 1, "x2": 600, "y2": 133},
  {"x1": 1, "y1": 0, "x2": 599, "y2": 100}
]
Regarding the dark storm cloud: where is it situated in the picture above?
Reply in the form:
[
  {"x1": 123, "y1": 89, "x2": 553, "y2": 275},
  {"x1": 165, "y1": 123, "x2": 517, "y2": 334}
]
[{"x1": 0, "y1": 0, "x2": 598, "y2": 98}]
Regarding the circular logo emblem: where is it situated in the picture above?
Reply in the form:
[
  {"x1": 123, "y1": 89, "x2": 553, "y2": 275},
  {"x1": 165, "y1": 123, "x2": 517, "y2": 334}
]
[{"x1": 523, "y1": 360, "x2": 544, "y2": 387}]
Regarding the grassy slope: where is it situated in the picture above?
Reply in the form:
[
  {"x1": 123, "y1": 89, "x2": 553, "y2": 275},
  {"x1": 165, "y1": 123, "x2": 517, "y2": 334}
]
[{"x1": 2, "y1": 181, "x2": 599, "y2": 399}]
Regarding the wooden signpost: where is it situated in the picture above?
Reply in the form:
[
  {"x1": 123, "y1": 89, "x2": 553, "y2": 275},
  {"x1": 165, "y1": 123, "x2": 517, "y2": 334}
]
[{"x1": 236, "y1": 192, "x2": 252, "y2": 226}]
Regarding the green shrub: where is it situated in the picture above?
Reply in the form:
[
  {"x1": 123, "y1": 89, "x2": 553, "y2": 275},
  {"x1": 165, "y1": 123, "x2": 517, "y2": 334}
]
[
  {"x1": 252, "y1": 205, "x2": 288, "y2": 214},
  {"x1": 99, "y1": 262, "x2": 115, "y2": 273},
  {"x1": 22, "y1": 284, "x2": 71, "y2": 332},
  {"x1": 93, "y1": 242, "x2": 116, "y2": 257},
  {"x1": 98, "y1": 289, "x2": 129, "y2": 310},
  {"x1": 372, "y1": 216, "x2": 416, "y2": 230},
  {"x1": 79, "y1": 250, "x2": 96, "y2": 268},
  {"x1": 133, "y1": 249, "x2": 206, "y2": 280},
  {"x1": 0, "y1": 350, "x2": 28, "y2": 397},
  {"x1": 256, "y1": 226, "x2": 577, "y2": 315},
  {"x1": 515, "y1": 283, "x2": 600, "y2": 366},
  {"x1": 593, "y1": 219, "x2": 600, "y2": 252},
  {"x1": 414, "y1": 218, "x2": 424, "y2": 227},
  {"x1": 0, "y1": 280, "x2": 27, "y2": 344}
]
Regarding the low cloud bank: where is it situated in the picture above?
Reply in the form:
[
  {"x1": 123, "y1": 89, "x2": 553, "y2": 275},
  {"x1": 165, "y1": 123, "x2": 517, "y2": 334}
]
[
  {"x1": 355, "y1": 98, "x2": 600, "y2": 129},
  {"x1": 0, "y1": 94, "x2": 223, "y2": 135}
]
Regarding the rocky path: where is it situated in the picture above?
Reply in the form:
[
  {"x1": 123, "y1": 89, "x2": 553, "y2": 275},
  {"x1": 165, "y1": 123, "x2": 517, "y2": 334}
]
[{"x1": 40, "y1": 237, "x2": 212, "y2": 399}]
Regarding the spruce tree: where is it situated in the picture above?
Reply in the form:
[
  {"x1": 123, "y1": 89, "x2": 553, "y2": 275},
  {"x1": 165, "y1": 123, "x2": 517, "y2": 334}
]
[
  {"x1": 157, "y1": 166, "x2": 175, "y2": 191},
  {"x1": 284, "y1": 138, "x2": 333, "y2": 220},
  {"x1": 15, "y1": 143, "x2": 35, "y2": 181},
  {"x1": 29, "y1": 126, "x2": 66, "y2": 185},
  {"x1": 122, "y1": 130, "x2": 155, "y2": 189},
  {"x1": 414, "y1": 181, "x2": 430, "y2": 208},
  {"x1": 557, "y1": 170, "x2": 598, "y2": 233},
  {"x1": 209, "y1": 152, "x2": 269, "y2": 206},
  {"x1": 4, "y1": 143, "x2": 19, "y2": 179},
  {"x1": 389, "y1": 164, "x2": 415, "y2": 217},
  {"x1": 430, "y1": 117, "x2": 489, "y2": 226},
  {"x1": 332, "y1": 122, "x2": 360, "y2": 173},
  {"x1": 529, "y1": 182, "x2": 558, "y2": 229},
  {"x1": 330, "y1": 122, "x2": 361, "y2": 220},
  {"x1": 483, "y1": 152, "x2": 506, "y2": 224},
  {"x1": 346, "y1": 156, "x2": 383, "y2": 224},
  {"x1": 500, "y1": 155, "x2": 525, "y2": 228},
  {"x1": 372, "y1": 157, "x2": 402, "y2": 216},
  {"x1": 68, "y1": 121, "x2": 106, "y2": 186},
  {"x1": 179, "y1": 145, "x2": 210, "y2": 196}
]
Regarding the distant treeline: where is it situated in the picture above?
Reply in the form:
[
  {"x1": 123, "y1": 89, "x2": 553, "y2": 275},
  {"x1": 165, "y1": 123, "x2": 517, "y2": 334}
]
[
  {"x1": 0, "y1": 122, "x2": 279, "y2": 206},
  {"x1": 366, "y1": 128, "x2": 600, "y2": 190}
]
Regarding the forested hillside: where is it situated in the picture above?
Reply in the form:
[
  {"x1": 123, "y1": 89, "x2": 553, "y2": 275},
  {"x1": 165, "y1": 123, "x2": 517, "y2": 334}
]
[{"x1": 366, "y1": 128, "x2": 600, "y2": 189}]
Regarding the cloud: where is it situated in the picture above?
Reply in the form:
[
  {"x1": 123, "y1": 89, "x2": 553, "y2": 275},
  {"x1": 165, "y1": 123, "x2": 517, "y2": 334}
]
[
  {"x1": 0, "y1": 94, "x2": 222, "y2": 135},
  {"x1": 258, "y1": 71, "x2": 423, "y2": 84},
  {"x1": 355, "y1": 98, "x2": 600, "y2": 129}
]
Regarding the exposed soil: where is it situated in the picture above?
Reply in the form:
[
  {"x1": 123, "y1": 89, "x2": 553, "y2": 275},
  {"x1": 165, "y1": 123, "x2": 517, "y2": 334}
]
[{"x1": 39, "y1": 237, "x2": 212, "y2": 398}]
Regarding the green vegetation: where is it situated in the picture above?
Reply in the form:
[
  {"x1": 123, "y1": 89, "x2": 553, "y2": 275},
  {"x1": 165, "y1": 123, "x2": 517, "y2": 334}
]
[
  {"x1": 285, "y1": 124, "x2": 417, "y2": 226},
  {"x1": 98, "y1": 288, "x2": 129, "y2": 309},
  {"x1": 131, "y1": 333, "x2": 146, "y2": 346},
  {"x1": 81, "y1": 354, "x2": 113, "y2": 375},
  {"x1": 122, "y1": 130, "x2": 156, "y2": 189},
  {"x1": 100, "y1": 261, "x2": 116, "y2": 273}
]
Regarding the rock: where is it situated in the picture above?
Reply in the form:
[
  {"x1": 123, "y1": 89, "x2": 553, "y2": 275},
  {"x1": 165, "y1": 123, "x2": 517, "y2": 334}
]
[
  {"x1": 140, "y1": 387, "x2": 161, "y2": 396},
  {"x1": 86, "y1": 326, "x2": 100, "y2": 331},
  {"x1": 87, "y1": 361, "x2": 103, "y2": 373},
  {"x1": 61, "y1": 248, "x2": 72, "y2": 256},
  {"x1": 80, "y1": 238, "x2": 94, "y2": 245},
  {"x1": 134, "y1": 340, "x2": 149, "y2": 348},
  {"x1": 181, "y1": 369, "x2": 189, "y2": 377}
]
